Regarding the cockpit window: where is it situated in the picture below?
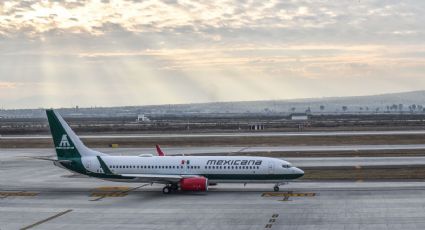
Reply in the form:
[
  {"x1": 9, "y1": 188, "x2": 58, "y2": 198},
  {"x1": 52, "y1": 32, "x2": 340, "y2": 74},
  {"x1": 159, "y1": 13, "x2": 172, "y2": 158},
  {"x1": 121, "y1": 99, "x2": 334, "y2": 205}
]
[{"x1": 282, "y1": 164, "x2": 292, "y2": 168}]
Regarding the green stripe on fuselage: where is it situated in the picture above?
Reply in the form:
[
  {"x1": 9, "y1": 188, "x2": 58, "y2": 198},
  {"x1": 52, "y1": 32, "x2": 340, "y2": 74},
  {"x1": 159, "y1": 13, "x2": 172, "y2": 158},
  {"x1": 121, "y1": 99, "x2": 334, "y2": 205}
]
[{"x1": 86, "y1": 172, "x2": 302, "y2": 181}]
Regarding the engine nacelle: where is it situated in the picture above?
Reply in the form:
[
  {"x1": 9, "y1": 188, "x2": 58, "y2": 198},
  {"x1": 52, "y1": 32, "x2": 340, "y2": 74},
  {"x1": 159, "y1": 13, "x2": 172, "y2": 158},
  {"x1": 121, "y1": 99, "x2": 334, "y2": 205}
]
[{"x1": 180, "y1": 177, "x2": 208, "y2": 192}]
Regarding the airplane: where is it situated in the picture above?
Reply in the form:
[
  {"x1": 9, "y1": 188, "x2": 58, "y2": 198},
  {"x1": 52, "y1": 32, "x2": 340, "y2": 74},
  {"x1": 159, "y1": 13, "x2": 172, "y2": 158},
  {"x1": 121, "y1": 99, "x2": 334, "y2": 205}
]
[{"x1": 43, "y1": 109, "x2": 304, "y2": 194}]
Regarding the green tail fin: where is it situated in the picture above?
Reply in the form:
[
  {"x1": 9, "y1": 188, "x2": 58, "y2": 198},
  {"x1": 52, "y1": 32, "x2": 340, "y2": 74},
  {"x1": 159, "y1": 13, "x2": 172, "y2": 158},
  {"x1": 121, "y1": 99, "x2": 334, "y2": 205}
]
[{"x1": 46, "y1": 109, "x2": 102, "y2": 160}]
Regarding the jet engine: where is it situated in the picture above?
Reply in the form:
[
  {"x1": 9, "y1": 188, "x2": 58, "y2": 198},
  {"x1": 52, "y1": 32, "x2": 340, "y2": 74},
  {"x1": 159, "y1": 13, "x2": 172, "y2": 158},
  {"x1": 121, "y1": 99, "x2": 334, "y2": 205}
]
[{"x1": 180, "y1": 177, "x2": 208, "y2": 192}]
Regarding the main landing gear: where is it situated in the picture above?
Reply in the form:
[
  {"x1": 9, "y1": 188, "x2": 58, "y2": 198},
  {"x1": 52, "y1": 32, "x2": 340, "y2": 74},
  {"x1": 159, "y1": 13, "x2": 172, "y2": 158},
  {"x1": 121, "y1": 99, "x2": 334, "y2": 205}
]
[{"x1": 162, "y1": 184, "x2": 179, "y2": 194}]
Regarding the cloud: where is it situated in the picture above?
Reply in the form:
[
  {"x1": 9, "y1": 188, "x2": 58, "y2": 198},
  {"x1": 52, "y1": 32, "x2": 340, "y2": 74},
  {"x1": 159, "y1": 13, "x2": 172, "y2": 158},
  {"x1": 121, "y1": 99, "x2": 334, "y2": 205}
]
[
  {"x1": 0, "y1": 81, "x2": 16, "y2": 88},
  {"x1": 0, "y1": 1, "x2": 395, "y2": 36},
  {"x1": 0, "y1": 0, "x2": 424, "y2": 108}
]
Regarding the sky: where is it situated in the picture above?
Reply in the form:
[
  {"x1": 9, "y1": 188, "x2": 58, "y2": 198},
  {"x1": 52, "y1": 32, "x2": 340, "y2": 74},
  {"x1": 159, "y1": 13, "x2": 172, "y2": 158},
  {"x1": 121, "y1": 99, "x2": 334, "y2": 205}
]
[{"x1": 0, "y1": 0, "x2": 424, "y2": 109}]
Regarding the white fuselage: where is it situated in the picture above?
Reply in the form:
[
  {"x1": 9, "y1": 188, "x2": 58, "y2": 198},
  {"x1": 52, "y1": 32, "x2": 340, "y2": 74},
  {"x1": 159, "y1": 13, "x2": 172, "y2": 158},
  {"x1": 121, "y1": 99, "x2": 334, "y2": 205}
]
[{"x1": 79, "y1": 155, "x2": 304, "y2": 183}]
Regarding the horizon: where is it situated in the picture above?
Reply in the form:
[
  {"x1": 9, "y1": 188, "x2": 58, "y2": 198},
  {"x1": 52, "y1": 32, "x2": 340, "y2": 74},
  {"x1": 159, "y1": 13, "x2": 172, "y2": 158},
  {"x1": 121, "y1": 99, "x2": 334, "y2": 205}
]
[
  {"x1": 1, "y1": 1, "x2": 425, "y2": 109},
  {"x1": 1, "y1": 89, "x2": 424, "y2": 111}
]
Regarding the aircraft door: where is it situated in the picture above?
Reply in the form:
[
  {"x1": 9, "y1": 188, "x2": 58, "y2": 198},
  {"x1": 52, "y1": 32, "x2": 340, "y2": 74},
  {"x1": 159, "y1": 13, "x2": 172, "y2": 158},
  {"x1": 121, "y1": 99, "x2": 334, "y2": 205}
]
[
  {"x1": 180, "y1": 159, "x2": 188, "y2": 174},
  {"x1": 268, "y1": 161, "x2": 274, "y2": 174}
]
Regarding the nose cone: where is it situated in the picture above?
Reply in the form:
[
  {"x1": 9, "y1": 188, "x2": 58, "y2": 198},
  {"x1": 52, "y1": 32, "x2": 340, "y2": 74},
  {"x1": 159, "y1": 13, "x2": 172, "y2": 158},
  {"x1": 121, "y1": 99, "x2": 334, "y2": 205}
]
[{"x1": 293, "y1": 167, "x2": 304, "y2": 179}]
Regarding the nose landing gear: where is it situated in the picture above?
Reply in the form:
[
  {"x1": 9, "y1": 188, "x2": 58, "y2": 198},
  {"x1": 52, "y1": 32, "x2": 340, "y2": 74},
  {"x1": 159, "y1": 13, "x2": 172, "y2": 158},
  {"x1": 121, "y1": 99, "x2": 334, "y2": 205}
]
[{"x1": 273, "y1": 182, "x2": 288, "y2": 192}]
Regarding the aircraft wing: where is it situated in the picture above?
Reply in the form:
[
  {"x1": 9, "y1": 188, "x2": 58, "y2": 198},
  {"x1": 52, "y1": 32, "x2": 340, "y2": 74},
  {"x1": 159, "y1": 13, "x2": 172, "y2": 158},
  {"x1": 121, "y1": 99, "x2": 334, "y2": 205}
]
[
  {"x1": 96, "y1": 156, "x2": 200, "y2": 183},
  {"x1": 120, "y1": 174, "x2": 202, "y2": 183},
  {"x1": 121, "y1": 174, "x2": 182, "y2": 183}
]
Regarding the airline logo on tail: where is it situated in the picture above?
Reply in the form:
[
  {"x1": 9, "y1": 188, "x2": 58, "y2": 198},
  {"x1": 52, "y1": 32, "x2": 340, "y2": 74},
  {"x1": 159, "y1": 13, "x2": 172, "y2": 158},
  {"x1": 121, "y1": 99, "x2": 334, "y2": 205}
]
[{"x1": 56, "y1": 134, "x2": 75, "y2": 150}]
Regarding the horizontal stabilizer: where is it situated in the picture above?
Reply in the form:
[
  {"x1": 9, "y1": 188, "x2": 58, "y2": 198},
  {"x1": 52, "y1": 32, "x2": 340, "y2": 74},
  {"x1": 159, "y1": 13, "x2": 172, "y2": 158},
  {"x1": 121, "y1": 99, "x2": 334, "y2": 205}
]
[{"x1": 23, "y1": 156, "x2": 72, "y2": 164}]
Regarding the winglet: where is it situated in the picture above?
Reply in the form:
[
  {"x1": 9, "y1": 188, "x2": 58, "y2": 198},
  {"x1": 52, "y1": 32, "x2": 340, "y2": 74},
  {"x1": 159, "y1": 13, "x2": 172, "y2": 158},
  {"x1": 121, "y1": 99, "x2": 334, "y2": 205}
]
[
  {"x1": 155, "y1": 144, "x2": 165, "y2": 156},
  {"x1": 96, "y1": 156, "x2": 113, "y2": 175}
]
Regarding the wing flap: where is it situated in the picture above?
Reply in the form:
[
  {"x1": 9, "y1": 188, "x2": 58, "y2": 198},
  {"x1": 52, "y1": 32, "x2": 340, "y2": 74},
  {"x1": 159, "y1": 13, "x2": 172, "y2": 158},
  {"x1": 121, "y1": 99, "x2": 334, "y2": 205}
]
[{"x1": 121, "y1": 174, "x2": 200, "y2": 183}]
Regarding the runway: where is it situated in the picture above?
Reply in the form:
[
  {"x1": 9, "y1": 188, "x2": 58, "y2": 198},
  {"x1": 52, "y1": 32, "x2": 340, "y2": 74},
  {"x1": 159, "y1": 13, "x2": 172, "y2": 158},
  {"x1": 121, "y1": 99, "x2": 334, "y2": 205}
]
[
  {"x1": 2, "y1": 149, "x2": 425, "y2": 229},
  {"x1": 7, "y1": 144, "x2": 425, "y2": 155},
  {"x1": 3, "y1": 148, "x2": 425, "y2": 167},
  {"x1": 2, "y1": 129, "x2": 425, "y2": 139},
  {"x1": 288, "y1": 156, "x2": 425, "y2": 167}
]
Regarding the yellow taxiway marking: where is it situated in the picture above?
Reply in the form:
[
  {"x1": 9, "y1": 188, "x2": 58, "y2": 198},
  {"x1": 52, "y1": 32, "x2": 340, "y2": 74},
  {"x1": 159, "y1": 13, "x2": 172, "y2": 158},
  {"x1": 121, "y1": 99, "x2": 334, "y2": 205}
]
[
  {"x1": 89, "y1": 184, "x2": 149, "y2": 201},
  {"x1": 90, "y1": 192, "x2": 128, "y2": 197},
  {"x1": 93, "y1": 186, "x2": 130, "y2": 192},
  {"x1": 90, "y1": 186, "x2": 130, "y2": 200},
  {"x1": 261, "y1": 192, "x2": 316, "y2": 197},
  {"x1": 0, "y1": 191, "x2": 38, "y2": 198},
  {"x1": 262, "y1": 192, "x2": 316, "y2": 202}
]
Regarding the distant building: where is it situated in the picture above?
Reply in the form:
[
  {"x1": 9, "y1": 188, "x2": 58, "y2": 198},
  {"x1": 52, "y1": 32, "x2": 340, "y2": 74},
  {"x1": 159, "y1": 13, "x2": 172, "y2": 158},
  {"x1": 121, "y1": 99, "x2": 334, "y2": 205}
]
[
  {"x1": 137, "y1": 114, "x2": 150, "y2": 122},
  {"x1": 249, "y1": 124, "x2": 265, "y2": 131},
  {"x1": 290, "y1": 113, "x2": 309, "y2": 121}
]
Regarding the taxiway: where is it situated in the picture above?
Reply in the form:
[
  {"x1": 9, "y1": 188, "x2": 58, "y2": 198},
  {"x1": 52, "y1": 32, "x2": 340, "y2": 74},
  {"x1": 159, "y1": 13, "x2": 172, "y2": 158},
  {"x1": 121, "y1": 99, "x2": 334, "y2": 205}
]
[{"x1": 1, "y1": 148, "x2": 425, "y2": 229}]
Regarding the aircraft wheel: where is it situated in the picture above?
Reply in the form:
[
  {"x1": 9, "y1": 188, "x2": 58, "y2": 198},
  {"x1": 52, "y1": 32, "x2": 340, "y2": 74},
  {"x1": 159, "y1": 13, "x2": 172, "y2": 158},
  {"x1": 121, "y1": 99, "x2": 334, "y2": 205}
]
[
  {"x1": 273, "y1": 186, "x2": 279, "y2": 192},
  {"x1": 163, "y1": 186, "x2": 171, "y2": 194}
]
